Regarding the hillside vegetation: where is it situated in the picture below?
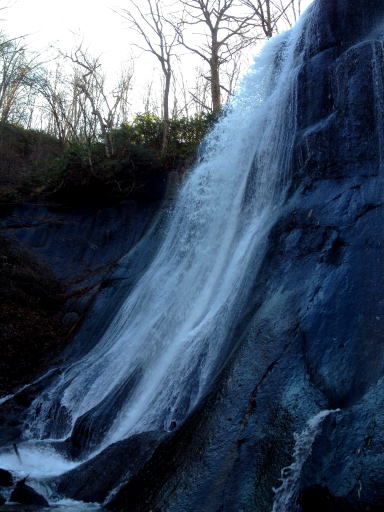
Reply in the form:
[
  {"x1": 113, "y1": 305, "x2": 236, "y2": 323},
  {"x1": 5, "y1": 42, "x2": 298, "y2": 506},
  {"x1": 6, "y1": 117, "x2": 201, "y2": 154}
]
[{"x1": 0, "y1": 112, "x2": 215, "y2": 205}]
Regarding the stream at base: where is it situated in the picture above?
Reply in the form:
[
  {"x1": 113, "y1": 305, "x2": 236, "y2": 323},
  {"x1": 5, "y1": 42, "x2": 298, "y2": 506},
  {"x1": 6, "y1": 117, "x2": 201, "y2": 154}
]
[{"x1": 0, "y1": 503, "x2": 104, "y2": 512}]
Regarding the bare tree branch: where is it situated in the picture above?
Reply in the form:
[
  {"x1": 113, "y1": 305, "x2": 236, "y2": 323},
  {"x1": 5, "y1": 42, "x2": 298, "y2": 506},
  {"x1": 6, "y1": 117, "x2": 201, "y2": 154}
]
[
  {"x1": 172, "y1": 0, "x2": 257, "y2": 111},
  {"x1": 116, "y1": 0, "x2": 179, "y2": 156}
]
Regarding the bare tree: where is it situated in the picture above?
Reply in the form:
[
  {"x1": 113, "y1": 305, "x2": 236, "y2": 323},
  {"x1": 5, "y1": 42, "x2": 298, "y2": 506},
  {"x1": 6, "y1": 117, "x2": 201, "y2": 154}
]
[
  {"x1": 36, "y1": 64, "x2": 81, "y2": 144},
  {"x1": 220, "y1": 56, "x2": 243, "y2": 103},
  {"x1": 175, "y1": 0, "x2": 255, "y2": 112},
  {"x1": 114, "y1": 66, "x2": 134, "y2": 125},
  {"x1": 0, "y1": 35, "x2": 40, "y2": 124},
  {"x1": 118, "y1": 0, "x2": 179, "y2": 157},
  {"x1": 172, "y1": 66, "x2": 192, "y2": 118},
  {"x1": 37, "y1": 53, "x2": 133, "y2": 152},
  {"x1": 70, "y1": 48, "x2": 121, "y2": 157},
  {"x1": 141, "y1": 75, "x2": 161, "y2": 116},
  {"x1": 240, "y1": 0, "x2": 303, "y2": 38},
  {"x1": 190, "y1": 66, "x2": 212, "y2": 114},
  {"x1": 59, "y1": 46, "x2": 133, "y2": 158}
]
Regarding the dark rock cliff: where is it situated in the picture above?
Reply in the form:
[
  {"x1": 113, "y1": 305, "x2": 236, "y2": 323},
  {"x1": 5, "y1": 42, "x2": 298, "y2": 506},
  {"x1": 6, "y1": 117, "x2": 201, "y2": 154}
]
[
  {"x1": 0, "y1": 199, "x2": 163, "y2": 445},
  {"x1": 105, "y1": 1, "x2": 384, "y2": 511},
  {"x1": 0, "y1": 200, "x2": 162, "y2": 334}
]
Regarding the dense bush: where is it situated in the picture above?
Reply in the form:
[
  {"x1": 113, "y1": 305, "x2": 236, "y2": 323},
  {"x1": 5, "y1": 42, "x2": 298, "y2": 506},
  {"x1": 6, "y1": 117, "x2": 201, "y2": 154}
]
[
  {"x1": 114, "y1": 112, "x2": 215, "y2": 166},
  {"x1": 0, "y1": 112, "x2": 217, "y2": 205},
  {"x1": 0, "y1": 123, "x2": 62, "y2": 202},
  {"x1": 47, "y1": 140, "x2": 164, "y2": 204}
]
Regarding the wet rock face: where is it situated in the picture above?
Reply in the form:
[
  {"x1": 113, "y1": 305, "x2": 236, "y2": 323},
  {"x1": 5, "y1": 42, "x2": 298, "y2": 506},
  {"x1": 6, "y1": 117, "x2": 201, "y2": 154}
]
[
  {"x1": 64, "y1": 368, "x2": 143, "y2": 459},
  {"x1": 0, "y1": 200, "x2": 162, "y2": 447},
  {"x1": 0, "y1": 234, "x2": 66, "y2": 397},
  {"x1": 107, "y1": 1, "x2": 384, "y2": 511},
  {"x1": 307, "y1": 0, "x2": 384, "y2": 57},
  {"x1": 54, "y1": 431, "x2": 168, "y2": 504},
  {"x1": 0, "y1": 200, "x2": 160, "y2": 289},
  {"x1": 0, "y1": 469, "x2": 13, "y2": 487},
  {"x1": 298, "y1": 485, "x2": 355, "y2": 512},
  {"x1": 10, "y1": 480, "x2": 49, "y2": 507},
  {"x1": 0, "y1": 200, "x2": 161, "y2": 363}
]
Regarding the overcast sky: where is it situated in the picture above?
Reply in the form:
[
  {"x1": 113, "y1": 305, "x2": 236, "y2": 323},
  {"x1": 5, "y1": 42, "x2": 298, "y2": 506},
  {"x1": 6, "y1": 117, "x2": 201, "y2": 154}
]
[
  {"x1": 2, "y1": 0, "x2": 314, "y2": 113},
  {"x1": 3, "y1": 0, "x2": 133, "y2": 69},
  {"x1": 3, "y1": 0, "x2": 313, "y2": 63}
]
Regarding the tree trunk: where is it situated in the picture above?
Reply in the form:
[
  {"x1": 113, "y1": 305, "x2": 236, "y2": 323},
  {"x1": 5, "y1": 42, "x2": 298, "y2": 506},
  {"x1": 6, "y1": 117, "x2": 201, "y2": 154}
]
[
  {"x1": 210, "y1": 34, "x2": 221, "y2": 112},
  {"x1": 265, "y1": 0, "x2": 273, "y2": 38},
  {"x1": 161, "y1": 70, "x2": 171, "y2": 158},
  {"x1": 210, "y1": 55, "x2": 221, "y2": 112},
  {"x1": 93, "y1": 110, "x2": 113, "y2": 159}
]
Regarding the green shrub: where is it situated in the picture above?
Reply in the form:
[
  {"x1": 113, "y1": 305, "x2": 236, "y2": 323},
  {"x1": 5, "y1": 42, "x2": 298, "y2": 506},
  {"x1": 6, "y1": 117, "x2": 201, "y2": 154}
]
[
  {"x1": 112, "y1": 111, "x2": 216, "y2": 168},
  {"x1": 0, "y1": 122, "x2": 62, "y2": 202},
  {"x1": 0, "y1": 111, "x2": 218, "y2": 205}
]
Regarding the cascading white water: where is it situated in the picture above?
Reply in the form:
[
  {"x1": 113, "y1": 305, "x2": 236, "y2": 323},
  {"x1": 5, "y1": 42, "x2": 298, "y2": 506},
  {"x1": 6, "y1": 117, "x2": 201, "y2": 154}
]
[
  {"x1": 0, "y1": 3, "x2": 316, "y2": 487},
  {"x1": 271, "y1": 409, "x2": 340, "y2": 512}
]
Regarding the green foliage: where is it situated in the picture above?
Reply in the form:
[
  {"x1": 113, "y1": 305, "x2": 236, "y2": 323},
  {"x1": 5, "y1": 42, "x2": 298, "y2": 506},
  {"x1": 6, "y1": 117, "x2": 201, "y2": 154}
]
[
  {"x1": 0, "y1": 122, "x2": 62, "y2": 202},
  {"x1": 0, "y1": 111, "x2": 217, "y2": 205},
  {"x1": 51, "y1": 138, "x2": 163, "y2": 203},
  {"x1": 127, "y1": 113, "x2": 163, "y2": 149},
  {"x1": 166, "y1": 112, "x2": 216, "y2": 166},
  {"x1": 114, "y1": 111, "x2": 215, "y2": 166}
]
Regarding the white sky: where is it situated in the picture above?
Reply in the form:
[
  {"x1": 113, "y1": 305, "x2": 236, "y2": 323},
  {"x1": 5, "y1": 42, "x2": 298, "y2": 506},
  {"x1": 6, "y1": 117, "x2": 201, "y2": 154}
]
[
  {"x1": 2, "y1": 0, "x2": 314, "y2": 114},
  {"x1": 3, "y1": 0, "x2": 314, "y2": 65},
  {"x1": 3, "y1": 0, "x2": 133, "y2": 69}
]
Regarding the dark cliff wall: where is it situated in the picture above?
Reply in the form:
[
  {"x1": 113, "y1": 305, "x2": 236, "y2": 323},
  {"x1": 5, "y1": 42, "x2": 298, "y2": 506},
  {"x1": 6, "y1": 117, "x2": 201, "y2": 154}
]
[
  {"x1": 0, "y1": 200, "x2": 162, "y2": 333},
  {"x1": 0, "y1": 199, "x2": 164, "y2": 445},
  {"x1": 107, "y1": 1, "x2": 384, "y2": 511},
  {"x1": 0, "y1": 234, "x2": 65, "y2": 396}
]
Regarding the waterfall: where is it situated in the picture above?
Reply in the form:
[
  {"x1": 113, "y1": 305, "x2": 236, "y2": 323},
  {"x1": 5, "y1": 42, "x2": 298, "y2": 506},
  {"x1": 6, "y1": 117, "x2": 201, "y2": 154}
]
[
  {"x1": 271, "y1": 409, "x2": 340, "y2": 512},
  {"x1": 0, "y1": 3, "x2": 316, "y2": 488}
]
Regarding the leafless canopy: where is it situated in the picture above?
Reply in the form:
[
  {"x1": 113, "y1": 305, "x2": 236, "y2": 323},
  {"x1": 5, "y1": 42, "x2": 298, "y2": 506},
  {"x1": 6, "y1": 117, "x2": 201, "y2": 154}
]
[
  {"x1": 0, "y1": 34, "x2": 42, "y2": 124},
  {"x1": 240, "y1": 0, "x2": 303, "y2": 38},
  {"x1": 175, "y1": 0, "x2": 256, "y2": 111},
  {"x1": 118, "y1": 0, "x2": 179, "y2": 155}
]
